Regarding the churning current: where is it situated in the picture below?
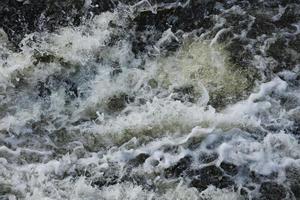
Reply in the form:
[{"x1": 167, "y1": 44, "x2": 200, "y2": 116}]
[{"x1": 0, "y1": 0, "x2": 300, "y2": 199}]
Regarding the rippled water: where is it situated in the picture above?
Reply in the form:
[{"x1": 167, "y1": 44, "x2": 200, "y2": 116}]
[{"x1": 0, "y1": 0, "x2": 300, "y2": 199}]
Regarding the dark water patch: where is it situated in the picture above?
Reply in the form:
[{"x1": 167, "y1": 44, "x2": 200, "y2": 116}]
[
  {"x1": 105, "y1": 92, "x2": 134, "y2": 112},
  {"x1": 127, "y1": 153, "x2": 150, "y2": 167},
  {"x1": 189, "y1": 165, "x2": 235, "y2": 192},
  {"x1": 220, "y1": 162, "x2": 238, "y2": 176},
  {"x1": 247, "y1": 14, "x2": 276, "y2": 38},
  {"x1": 258, "y1": 182, "x2": 287, "y2": 200},
  {"x1": 164, "y1": 155, "x2": 193, "y2": 178},
  {"x1": 171, "y1": 85, "x2": 196, "y2": 103},
  {"x1": 285, "y1": 166, "x2": 300, "y2": 199},
  {"x1": 133, "y1": 0, "x2": 215, "y2": 33}
]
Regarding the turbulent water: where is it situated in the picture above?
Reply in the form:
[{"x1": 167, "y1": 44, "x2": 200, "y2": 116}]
[{"x1": 0, "y1": 0, "x2": 300, "y2": 199}]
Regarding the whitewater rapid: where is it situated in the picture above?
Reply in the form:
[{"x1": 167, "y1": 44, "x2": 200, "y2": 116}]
[{"x1": 0, "y1": 0, "x2": 300, "y2": 199}]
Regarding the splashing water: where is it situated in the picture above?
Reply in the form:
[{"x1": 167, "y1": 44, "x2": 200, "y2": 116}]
[{"x1": 0, "y1": 0, "x2": 300, "y2": 199}]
